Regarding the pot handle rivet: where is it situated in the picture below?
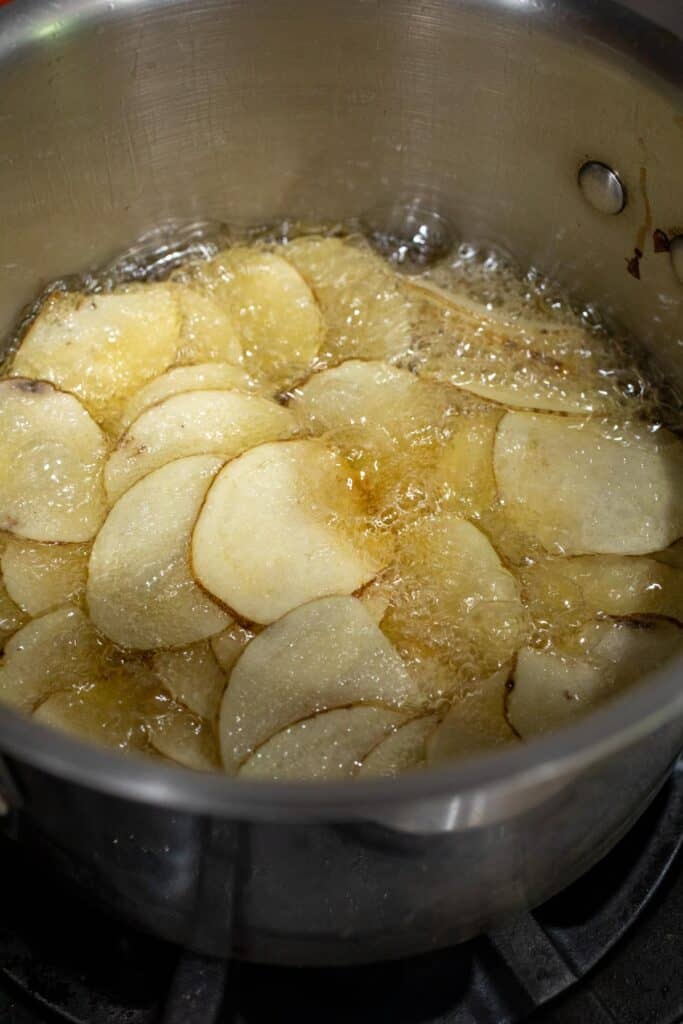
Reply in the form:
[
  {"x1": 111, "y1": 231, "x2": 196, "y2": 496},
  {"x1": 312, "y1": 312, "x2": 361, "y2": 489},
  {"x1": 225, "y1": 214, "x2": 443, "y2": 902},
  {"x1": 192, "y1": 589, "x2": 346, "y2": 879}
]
[
  {"x1": 670, "y1": 236, "x2": 683, "y2": 285},
  {"x1": 578, "y1": 161, "x2": 626, "y2": 215}
]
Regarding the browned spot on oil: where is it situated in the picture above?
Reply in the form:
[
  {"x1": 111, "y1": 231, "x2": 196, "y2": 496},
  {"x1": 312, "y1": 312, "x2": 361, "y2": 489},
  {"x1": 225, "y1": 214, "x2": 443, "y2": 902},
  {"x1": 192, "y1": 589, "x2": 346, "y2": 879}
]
[
  {"x1": 653, "y1": 228, "x2": 670, "y2": 253},
  {"x1": 626, "y1": 248, "x2": 642, "y2": 280},
  {"x1": 635, "y1": 166, "x2": 653, "y2": 254}
]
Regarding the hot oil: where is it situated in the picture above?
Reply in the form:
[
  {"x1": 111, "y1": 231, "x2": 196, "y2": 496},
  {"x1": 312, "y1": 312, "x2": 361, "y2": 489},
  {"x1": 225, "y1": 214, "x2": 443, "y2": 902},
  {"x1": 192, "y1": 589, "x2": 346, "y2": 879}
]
[{"x1": 1, "y1": 221, "x2": 681, "y2": 762}]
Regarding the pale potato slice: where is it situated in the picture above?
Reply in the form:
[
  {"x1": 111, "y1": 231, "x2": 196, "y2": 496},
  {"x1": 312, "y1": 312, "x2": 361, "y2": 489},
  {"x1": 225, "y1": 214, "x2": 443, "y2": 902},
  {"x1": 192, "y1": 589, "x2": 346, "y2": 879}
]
[
  {"x1": 426, "y1": 668, "x2": 516, "y2": 762},
  {"x1": 0, "y1": 606, "x2": 103, "y2": 712},
  {"x1": 239, "y1": 706, "x2": 407, "y2": 781},
  {"x1": 507, "y1": 617, "x2": 682, "y2": 738},
  {"x1": 1, "y1": 538, "x2": 89, "y2": 616},
  {"x1": 494, "y1": 413, "x2": 683, "y2": 555},
  {"x1": 148, "y1": 706, "x2": 220, "y2": 771},
  {"x1": 192, "y1": 439, "x2": 390, "y2": 624},
  {"x1": 11, "y1": 285, "x2": 180, "y2": 428},
  {"x1": 210, "y1": 623, "x2": 255, "y2": 674},
  {"x1": 0, "y1": 579, "x2": 27, "y2": 641},
  {"x1": 0, "y1": 379, "x2": 107, "y2": 542},
  {"x1": 105, "y1": 389, "x2": 298, "y2": 502},
  {"x1": 196, "y1": 247, "x2": 323, "y2": 378},
  {"x1": 358, "y1": 714, "x2": 439, "y2": 777},
  {"x1": 118, "y1": 362, "x2": 252, "y2": 432},
  {"x1": 578, "y1": 616, "x2": 682, "y2": 685},
  {"x1": 175, "y1": 286, "x2": 243, "y2": 366},
  {"x1": 408, "y1": 279, "x2": 618, "y2": 414},
  {"x1": 285, "y1": 237, "x2": 413, "y2": 363},
  {"x1": 654, "y1": 539, "x2": 683, "y2": 570},
  {"x1": 219, "y1": 596, "x2": 421, "y2": 771},
  {"x1": 291, "y1": 358, "x2": 455, "y2": 520},
  {"x1": 33, "y1": 663, "x2": 163, "y2": 752},
  {"x1": 152, "y1": 641, "x2": 226, "y2": 720},
  {"x1": 88, "y1": 455, "x2": 231, "y2": 649},
  {"x1": 383, "y1": 514, "x2": 526, "y2": 694},
  {"x1": 521, "y1": 555, "x2": 683, "y2": 633},
  {"x1": 431, "y1": 408, "x2": 502, "y2": 516}
]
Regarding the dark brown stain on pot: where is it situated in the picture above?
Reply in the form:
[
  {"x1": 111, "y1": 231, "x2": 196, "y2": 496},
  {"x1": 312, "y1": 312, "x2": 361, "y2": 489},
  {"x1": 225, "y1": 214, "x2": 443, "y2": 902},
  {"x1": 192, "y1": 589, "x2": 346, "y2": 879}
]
[
  {"x1": 653, "y1": 229, "x2": 671, "y2": 253},
  {"x1": 626, "y1": 248, "x2": 642, "y2": 280}
]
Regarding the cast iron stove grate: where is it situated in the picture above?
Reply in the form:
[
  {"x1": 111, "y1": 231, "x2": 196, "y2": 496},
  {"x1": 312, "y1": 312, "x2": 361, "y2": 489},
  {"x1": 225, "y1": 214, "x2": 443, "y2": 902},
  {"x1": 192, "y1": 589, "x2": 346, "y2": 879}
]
[{"x1": 1, "y1": 760, "x2": 682, "y2": 1024}]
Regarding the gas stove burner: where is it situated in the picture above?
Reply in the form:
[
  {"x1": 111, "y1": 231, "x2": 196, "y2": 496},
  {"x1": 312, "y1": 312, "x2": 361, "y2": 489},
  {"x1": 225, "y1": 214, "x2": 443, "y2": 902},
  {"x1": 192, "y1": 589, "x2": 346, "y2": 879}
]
[{"x1": 1, "y1": 760, "x2": 682, "y2": 1024}]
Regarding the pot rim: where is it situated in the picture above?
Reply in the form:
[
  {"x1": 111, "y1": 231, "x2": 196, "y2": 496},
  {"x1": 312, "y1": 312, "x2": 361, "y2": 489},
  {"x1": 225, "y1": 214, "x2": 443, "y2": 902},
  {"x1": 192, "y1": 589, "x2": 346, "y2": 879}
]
[
  {"x1": 0, "y1": 0, "x2": 681, "y2": 821},
  {"x1": 0, "y1": 655, "x2": 680, "y2": 819}
]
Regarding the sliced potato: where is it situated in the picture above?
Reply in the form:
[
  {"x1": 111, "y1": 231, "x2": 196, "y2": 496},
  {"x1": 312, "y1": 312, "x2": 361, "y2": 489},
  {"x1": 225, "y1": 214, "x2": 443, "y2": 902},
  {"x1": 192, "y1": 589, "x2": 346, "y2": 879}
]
[
  {"x1": 285, "y1": 237, "x2": 413, "y2": 363},
  {"x1": 152, "y1": 641, "x2": 226, "y2": 720},
  {"x1": 0, "y1": 606, "x2": 104, "y2": 712},
  {"x1": 408, "y1": 279, "x2": 619, "y2": 414},
  {"x1": 0, "y1": 379, "x2": 107, "y2": 542},
  {"x1": 148, "y1": 705, "x2": 220, "y2": 771},
  {"x1": 1, "y1": 538, "x2": 89, "y2": 617},
  {"x1": 358, "y1": 714, "x2": 439, "y2": 777},
  {"x1": 431, "y1": 408, "x2": 501, "y2": 516},
  {"x1": 118, "y1": 362, "x2": 252, "y2": 432},
  {"x1": 494, "y1": 413, "x2": 683, "y2": 555},
  {"x1": 195, "y1": 247, "x2": 323, "y2": 379},
  {"x1": 210, "y1": 623, "x2": 255, "y2": 674},
  {"x1": 105, "y1": 389, "x2": 298, "y2": 502},
  {"x1": 239, "y1": 706, "x2": 407, "y2": 781},
  {"x1": 192, "y1": 439, "x2": 390, "y2": 624},
  {"x1": 507, "y1": 617, "x2": 682, "y2": 738},
  {"x1": 357, "y1": 577, "x2": 393, "y2": 625},
  {"x1": 11, "y1": 285, "x2": 180, "y2": 428},
  {"x1": 175, "y1": 285, "x2": 243, "y2": 366},
  {"x1": 426, "y1": 667, "x2": 516, "y2": 762},
  {"x1": 654, "y1": 539, "x2": 683, "y2": 570},
  {"x1": 219, "y1": 596, "x2": 421, "y2": 771},
  {"x1": 521, "y1": 555, "x2": 683, "y2": 635},
  {"x1": 291, "y1": 359, "x2": 454, "y2": 515},
  {"x1": 33, "y1": 663, "x2": 163, "y2": 751},
  {"x1": 383, "y1": 513, "x2": 526, "y2": 695},
  {"x1": 0, "y1": 579, "x2": 27, "y2": 641},
  {"x1": 579, "y1": 616, "x2": 682, "y2": 685},
  {"x1": 88, "y1": 455, "x2": 231, "y2": 649}
]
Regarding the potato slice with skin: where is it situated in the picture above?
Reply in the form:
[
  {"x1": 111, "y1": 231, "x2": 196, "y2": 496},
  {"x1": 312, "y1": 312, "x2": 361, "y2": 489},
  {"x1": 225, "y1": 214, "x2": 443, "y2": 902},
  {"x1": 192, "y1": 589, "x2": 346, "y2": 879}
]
[
  {"x1": 197, "y1": 248, "x2": 323, "y2": 378},
  {"x1": 148, "y1": 706, "x2": 220, "y2": 771},
  {"x1": 285, "y1": 237, "x2": 413, "y2": 363},
  {"x1": 192, "y1": 439, "x2": 389, "y2": 625},
  {"x1": 33, "y1": 664, "x2": 163, "y2": 752},
  {"x1": 507, "y1": 617, "x2": 682, "y2": 738},
  {"x1": 521, "y1": 555, "x2": 683, "y2": 633},
  {"x1": 359, "y1": 714, "x2": 439, "y2": 777},
  {"x1": 118, "y1": 362, "x2": 252, "y2": 432},
  {"x1": 11, "y1": 285, "x2": 180, "y2": 429},
  {"x1": 383, "y1": 513, "x2": 526, "y2": 695},
  {"x1": 0, "y1": 579, "x2": 27, "y2": 641},
  {"x1": 105, "y1": 389, "x2": 298, "y2": 502},
  {"x1": 152, "y1": 641, "x2": 226, "y2": 720},
  {"x1": 427, "y1": 668, "x2": 516, "y2": 763},
  {"x1": 1, "y1": 538, "x2": 89, "y2": 616},
  {"x1": 219, "y1": 596, "x2": 421, "y2": 771},
  {"x1": 291, "y1": 359, "x2": 456, "y2": 519},
  {"x1": 175, "y1": 286, "x2": 243, "y2": 366},
  {"x1": 0, "y1": 379, "x2": 107, "y2": 542},
  {"x1": 408, "y1": 278, "x2": 619, "y2": 415},
  {"x1": 239, "y1": 706, "x2": 407, "y2": 781},
  {"x1": 0, "y1": 606, "x2": 104, "y2": 712},
  {"x1": 494, "y1": 413, "x2": 683, "y2": 556},
  {"x1": 210, "y1": 623, "x2": 255, "y2": 674},
  {"x1": 88, "y1": 455, "x2": 231, "y2": 650}
]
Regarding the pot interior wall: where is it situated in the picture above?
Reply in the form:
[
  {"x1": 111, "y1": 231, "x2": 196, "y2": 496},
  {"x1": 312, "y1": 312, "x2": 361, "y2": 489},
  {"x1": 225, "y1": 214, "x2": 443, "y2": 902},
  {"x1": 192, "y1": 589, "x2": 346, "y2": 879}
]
[{"x1": 0, "y1": 0, "x2": 681, "y2": 386}]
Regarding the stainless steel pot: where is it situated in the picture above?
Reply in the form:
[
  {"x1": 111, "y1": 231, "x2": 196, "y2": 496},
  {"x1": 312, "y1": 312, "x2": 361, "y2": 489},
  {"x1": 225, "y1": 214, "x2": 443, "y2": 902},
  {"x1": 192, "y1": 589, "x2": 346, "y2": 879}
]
[{"x1": 0, "y1": 0, "x2": 681, "y2": 966}]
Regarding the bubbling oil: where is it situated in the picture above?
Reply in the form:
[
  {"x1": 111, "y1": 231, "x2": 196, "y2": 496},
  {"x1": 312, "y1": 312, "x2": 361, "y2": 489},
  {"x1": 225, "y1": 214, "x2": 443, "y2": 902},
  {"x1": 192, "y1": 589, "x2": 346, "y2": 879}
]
[{"x1": 1, "y1": 220, "x2": 681, "y2": 774}]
